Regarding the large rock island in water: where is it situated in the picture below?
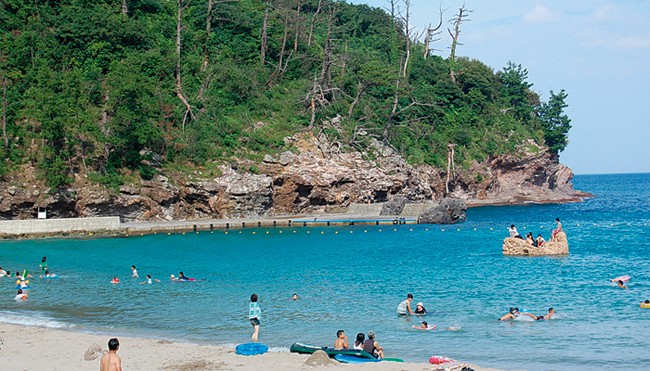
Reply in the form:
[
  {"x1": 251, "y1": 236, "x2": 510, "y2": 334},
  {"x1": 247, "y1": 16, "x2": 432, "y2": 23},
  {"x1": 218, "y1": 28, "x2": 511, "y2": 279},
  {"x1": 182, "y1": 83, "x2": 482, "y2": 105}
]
[
  {"x1": 502, "y1": 231, "x2": 570, "y2": 255},
  {"x1": 0, "y1": 133, "x2": 592, "y2": 222}
]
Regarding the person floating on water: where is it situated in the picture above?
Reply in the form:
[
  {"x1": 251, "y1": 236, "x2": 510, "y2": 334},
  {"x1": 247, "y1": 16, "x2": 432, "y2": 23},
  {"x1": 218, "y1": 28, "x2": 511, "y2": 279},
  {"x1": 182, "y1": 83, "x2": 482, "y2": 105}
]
[
  {"x1": 415, "y1": 302, "x2": 427, "y2": 315},
  {"x1": 140, "y1": 275, "x2": 161, "y2": 284},
  {"x1": 178, "y1": 272, "x2": 193, "y2": 281},
  {"x1": 292, "y1": 293, "x2": 299, "y2": 301},
  {"x1": 43, "y1": 270, "x2": 56, "y2": 278},
  {"x1": 617, "y1": 280, "x2": 628, "y2": 289},
  {"x1": 0, "y1": 267, "x2": 7, "y2": 276},
  {"x1": 334, "y1": 329, "x2": 349, "y2": 349},
  {"x1": 131, "y1": 265, "x2": 138, "y2": 278},
  {"x1": 535, "y1": 308, "x2": 555, "y2": 320},
  {"x1": 111, "y1": 277, "x2": 120, "y2": 284},
  {"x1": 14, "y1": 289, "x2": 28, "y2": 301},
  {"x1": 249, "y1": 293, "x2": 262, "y2": 340},
  {"x1": 397, "y1": 293, "x2": 415, "y2": 315},
  {"x1": 499, "y1": 307, "x2": 521, "y2": 321},
  {"x1": 412, "y1": 321, "x2": 436, "y2": 330},
  {"x1": 641, "y1": 300, "x2": 650, "y2": 308},
  {"x1": 40, "y1": 256, "x2": 48, "y2": 275}
]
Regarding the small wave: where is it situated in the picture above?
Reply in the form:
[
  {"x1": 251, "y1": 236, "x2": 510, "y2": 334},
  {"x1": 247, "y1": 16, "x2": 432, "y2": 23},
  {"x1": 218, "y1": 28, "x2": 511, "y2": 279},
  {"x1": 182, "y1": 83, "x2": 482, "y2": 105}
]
[{"x1": 0, "y1": 310, "x2": 74, "y2": 329}]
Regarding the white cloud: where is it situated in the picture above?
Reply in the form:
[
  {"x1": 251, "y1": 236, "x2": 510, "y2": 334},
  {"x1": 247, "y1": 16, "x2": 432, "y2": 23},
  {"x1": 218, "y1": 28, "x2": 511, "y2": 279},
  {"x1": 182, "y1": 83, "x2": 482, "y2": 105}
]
[
  {"x1": 593, "y1": 4, "x2": 619, "y2": 21},
  {"x1": 615, "y1": 35, "x2": 650, "y2": 49},
  {"x1": 523, "y1": 5, "x2": 556, "y2": 24}
]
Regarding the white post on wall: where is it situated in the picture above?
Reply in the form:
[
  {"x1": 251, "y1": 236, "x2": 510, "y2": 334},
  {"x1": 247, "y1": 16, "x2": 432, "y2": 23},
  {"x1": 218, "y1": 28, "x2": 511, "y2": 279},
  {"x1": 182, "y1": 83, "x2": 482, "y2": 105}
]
[{"x1": 37, "y1": 207, "x2": 47, "y2": 219}]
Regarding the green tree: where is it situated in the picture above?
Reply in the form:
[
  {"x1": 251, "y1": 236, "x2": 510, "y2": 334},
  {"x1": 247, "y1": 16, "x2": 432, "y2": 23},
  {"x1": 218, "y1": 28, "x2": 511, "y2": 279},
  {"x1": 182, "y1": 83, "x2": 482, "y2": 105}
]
[{"x1": 537, "y1": 89, "x2": 571, "y2": 155}]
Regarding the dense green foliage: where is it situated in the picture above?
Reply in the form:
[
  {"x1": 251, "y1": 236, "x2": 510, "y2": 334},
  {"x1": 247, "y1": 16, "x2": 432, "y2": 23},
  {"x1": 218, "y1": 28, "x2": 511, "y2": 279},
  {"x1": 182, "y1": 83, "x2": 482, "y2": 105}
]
[{"x1": 0, "y1": 0, "x2": 571, "y2": 189}]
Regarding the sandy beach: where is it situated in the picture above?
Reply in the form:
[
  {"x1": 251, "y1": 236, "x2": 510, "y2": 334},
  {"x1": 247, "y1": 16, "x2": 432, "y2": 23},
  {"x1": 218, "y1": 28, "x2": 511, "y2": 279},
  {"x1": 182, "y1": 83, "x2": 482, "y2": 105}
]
[{"x1": 0, "y1": 322, "x2": 516, "y2": 371}]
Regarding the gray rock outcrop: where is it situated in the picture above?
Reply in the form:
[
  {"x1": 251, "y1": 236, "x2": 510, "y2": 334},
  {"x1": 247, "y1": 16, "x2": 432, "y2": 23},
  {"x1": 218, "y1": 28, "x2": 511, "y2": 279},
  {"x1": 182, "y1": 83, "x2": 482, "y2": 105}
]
[
  {"x1": 0, "y1": 133, "x2": 592, "y2": 222},
  {"x1": 502, "y1": 231, "x2": 569, "y2": 255},
  {"x1": 417, "y1": 198, "x2": 467, "y2": 224},
  {"x1": 380, "y1": 197, "x2": 408, "y2": 216}
]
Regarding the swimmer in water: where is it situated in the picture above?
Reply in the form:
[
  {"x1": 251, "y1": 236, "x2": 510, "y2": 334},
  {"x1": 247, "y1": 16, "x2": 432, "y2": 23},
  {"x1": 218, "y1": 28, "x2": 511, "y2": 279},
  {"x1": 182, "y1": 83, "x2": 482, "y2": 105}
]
[
  {"x1": 499, "y1": 307, "x2": 521, "y2": 321},
  {"x1": 617, "y1": 280, "x2": 628, "y2": 289},
  {"x1": 111, "y1": 277, "x2": 120, "y2": 284},
  {"x1": 131, "y1": 265, "x2": 138, "y2": 278},
  {"x1": 14, "y1": 289, "x2": 28, "y2": 301},
  {"x1": 535, "y1": 308, "x2": 555, "y2": 320},
  {"x1": 292, "y1": 293, "x2": 298, "y2": 301},
  {"x1": 140, "y1": 275, "x2": 161, "y2": 284},
  {"x1": 178, "y1": 272, "x2": 191, "y2": 281},
  {"x1": 412, "y1": 321, "x2": 435, "y2": 330}
]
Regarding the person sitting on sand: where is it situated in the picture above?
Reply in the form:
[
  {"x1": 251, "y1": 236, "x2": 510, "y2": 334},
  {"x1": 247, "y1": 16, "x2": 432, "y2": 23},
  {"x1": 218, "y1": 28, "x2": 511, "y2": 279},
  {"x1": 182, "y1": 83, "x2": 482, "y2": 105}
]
[
  {"x1": 412, "y1": 321, "x2": 436, "y2": 330},
  {"x1": 140, "y1": 275, "x2": 161, "y2": 284},
  {"x1": 334, "y1": 330, "x2": 348, "y2": 349},
  {"x1": 617, "y1": 280, "x2": 628, "y2": 289},
  {"x1": 353, "y1": 333, "x2": 365, "y2": 350},
  {"x1": 397, "y1": 293, "x2": 415, "y2": 315},
  {"x1": 415, "y1": 302, "x2": 427, "y2": 315},
  {"x1": 14, "y1": 289, "x2": 28, "y2": 301},
  {"x1": 111, "y1": 277, "x2": 120, "y2": 284},
  {"x1": 100, "y1": 338, "x2": 122, "y2": 371},
  {"x1": 499, "y1": 307, "x2": 521, "y2": 321},
  {"x1": 536, "y1": 235, "x2": 545, "y2": 247},
  {"x1": 362, "y1": 331, "x2": 384, "y2": 359}
]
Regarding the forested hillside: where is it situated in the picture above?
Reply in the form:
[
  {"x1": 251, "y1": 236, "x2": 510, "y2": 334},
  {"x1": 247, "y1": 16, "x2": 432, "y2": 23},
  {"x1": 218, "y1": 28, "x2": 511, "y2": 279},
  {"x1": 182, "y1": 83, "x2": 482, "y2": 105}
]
[{"x1": 0, "y1": 0, "x2": 571, "y2": 192}]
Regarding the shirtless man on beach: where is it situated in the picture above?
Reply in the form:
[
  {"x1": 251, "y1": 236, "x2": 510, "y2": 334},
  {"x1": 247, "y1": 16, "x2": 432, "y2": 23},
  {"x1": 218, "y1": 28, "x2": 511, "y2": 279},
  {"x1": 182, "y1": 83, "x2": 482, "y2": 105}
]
[
  {"x1": 334, "y1": 330, "x2": 348, "y2": 349},
  {"x1": 100, "y1": 338, "x2": 122, "y2": 371}
]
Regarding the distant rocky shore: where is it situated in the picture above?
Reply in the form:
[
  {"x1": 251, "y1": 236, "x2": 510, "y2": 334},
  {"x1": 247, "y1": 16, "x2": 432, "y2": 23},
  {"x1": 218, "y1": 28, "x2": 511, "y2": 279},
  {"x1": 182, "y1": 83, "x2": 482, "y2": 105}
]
[{"x1": 0, "y1": 133, "x2": 593, "y2": 222}]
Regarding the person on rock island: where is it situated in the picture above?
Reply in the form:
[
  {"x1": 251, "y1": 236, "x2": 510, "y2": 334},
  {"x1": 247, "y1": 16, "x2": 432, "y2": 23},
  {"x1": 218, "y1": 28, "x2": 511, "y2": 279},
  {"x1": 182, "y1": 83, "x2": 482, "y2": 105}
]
[{"x1": 552, "y1": 218, "x2": 563, "y2": 237}]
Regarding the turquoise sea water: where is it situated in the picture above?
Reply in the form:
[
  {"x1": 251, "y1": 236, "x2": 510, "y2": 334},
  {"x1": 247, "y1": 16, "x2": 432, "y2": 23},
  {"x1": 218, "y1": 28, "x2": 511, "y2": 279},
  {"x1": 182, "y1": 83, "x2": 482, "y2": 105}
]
[{"x1": 1, "y1": 173, "x2": 649, "y2": 370}]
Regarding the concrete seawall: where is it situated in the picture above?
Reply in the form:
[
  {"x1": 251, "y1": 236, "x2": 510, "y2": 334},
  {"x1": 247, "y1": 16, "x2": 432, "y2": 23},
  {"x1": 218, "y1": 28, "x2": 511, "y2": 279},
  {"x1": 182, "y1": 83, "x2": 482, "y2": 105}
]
[{"x1": 0, "y1": 216, "x2": 121, "y2": 237}]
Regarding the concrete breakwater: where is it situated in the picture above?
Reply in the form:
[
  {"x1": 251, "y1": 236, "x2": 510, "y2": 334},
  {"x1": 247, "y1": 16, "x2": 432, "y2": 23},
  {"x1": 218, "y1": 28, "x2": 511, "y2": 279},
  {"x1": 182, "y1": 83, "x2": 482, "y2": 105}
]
[{"x1": 0, "y1": 216, "x2": 121, "y2": 238}]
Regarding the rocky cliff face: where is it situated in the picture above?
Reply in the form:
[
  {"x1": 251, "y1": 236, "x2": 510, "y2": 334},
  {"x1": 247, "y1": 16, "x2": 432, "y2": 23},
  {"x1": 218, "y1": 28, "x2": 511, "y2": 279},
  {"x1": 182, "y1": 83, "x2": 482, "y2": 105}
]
[{"x1": 0, "y1": 134, "x2": 593, "y2": 222}]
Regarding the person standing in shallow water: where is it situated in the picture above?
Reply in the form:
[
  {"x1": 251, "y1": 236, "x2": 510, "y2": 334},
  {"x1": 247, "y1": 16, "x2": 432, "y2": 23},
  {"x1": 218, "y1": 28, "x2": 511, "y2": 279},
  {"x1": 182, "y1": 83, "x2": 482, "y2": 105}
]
[
  {"x1": 249, "y1": 294, "x2": 262, "y2": 340},
  {"x1": 40, "y1": 257, "x2": 47, "y2": 275},
  {"x1": 396, "y1": 293, "x2": 415, "y2": 315}
]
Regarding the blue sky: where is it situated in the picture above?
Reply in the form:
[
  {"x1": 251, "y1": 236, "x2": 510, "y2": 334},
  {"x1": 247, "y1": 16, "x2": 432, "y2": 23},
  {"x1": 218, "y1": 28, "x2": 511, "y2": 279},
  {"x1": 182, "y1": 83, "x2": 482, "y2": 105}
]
[{"x1": 348, "y1": 0, "x2": 650, "y2": 175}]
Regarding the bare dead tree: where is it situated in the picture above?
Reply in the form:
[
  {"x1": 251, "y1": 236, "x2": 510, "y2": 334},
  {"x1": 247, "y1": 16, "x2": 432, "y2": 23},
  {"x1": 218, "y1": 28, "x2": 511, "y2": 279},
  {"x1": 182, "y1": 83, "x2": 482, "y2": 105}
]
[
  {"x1": 293, "y1": 0, "x2": 301, "y2": 52},
  {"x1": 204, "y1": 0, "x2": 239, "y2": 71},
  {"x1": 448, "y1": 4, "x2": 472, "y2": 83},
  {"x1": 176, "y1": 0, "x2": 196, "y2": 134},
  {"x1": 307, "y1": 0, "x2": 323, "y2": 47},
  {"x1": 445, "y1": 143, "x2": 456, "y2": 194},
  {"x1": 121, "y1": 0, "x2": 128, "y2": 15},
  {"x1": 307, "y1": 5, "x2": 337, "y2": 128},
  {"x1": 1, "y1": 73, "x2": 7, "y2": 149},
  {"x1": 261, "y1": 0, "x2": 271, "y2": 63},
  {"x1": 382, "y1": 80, "x2": 437, "y2": 141},
  {"x1": 399, "y1": 0, "x2": 413, "y2": 76},
  {"x1": 423, "y1": 4, "x2": 445, "y2": 59}
]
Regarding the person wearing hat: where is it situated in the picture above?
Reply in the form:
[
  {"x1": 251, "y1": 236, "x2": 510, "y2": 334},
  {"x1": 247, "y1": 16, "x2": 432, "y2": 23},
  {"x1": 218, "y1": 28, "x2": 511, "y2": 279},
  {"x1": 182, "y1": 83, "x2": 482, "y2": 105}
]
[
  {"x1": 362, "y1": 331, "x2": 384, "y2": 359},
  {"x1": 415, "y1": 302, "x2": 427, "y2": 315}
]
